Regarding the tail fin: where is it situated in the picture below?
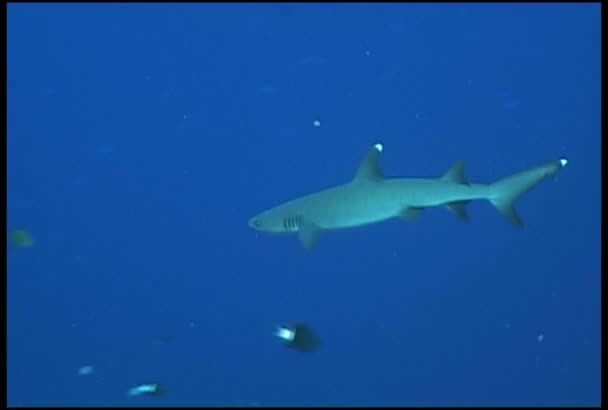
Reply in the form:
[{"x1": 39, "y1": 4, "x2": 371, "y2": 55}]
[{"x1": 489, "y1": 158, "x2": 568, "y2": 227}]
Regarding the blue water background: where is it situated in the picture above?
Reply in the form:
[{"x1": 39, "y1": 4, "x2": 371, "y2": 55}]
[{"x1": 7, "y1": 3, "x2": 601, "y2": 406}]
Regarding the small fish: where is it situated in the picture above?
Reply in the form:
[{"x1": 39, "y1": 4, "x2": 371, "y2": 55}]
[
  {"x1": 127, "y1": 383, "x2": 167, "y2": 397},
  {"x1": 8, "y1": 229, "x2": 34, "y2": 248}
]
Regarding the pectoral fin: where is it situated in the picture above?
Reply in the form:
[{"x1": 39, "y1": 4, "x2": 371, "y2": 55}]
[
  {"x1": 298, "y1": 220, "x2": 322, "y2": 250},
  {"x1": 400, "y1": 207, "x2": 424, "y2": 222}
]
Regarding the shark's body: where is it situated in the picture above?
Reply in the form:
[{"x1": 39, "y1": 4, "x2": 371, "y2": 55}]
[{"x1": 248, "y1": 143, "x2": 567, "y2": 249}]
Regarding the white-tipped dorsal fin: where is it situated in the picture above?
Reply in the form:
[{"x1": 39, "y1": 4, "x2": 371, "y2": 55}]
[
  {"x1": 441, "y1": 160, "x2": 469, "y2": 185},
  {"x1": 353, "y1": 143, "x2": 385, "y2": 182}
]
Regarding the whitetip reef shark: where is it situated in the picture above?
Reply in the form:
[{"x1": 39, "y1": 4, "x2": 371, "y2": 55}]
[{"x1": 248, "y1": 143, "x2": 568, "y2": 250}]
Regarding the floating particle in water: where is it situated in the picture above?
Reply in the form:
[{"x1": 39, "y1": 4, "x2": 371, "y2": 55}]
[
  {"x1": 299, "y1": 55, "x2": 326, "y2": 65},
  {"x1": 537, "y1": 334, "x2": 544, "y2": 343},
  {"x1": 502, "y1": 99, "x2": 521, "y2": 110},
  {"x1": 313, "y1": 119, "x2": 321, "y2": 127},
  {"x1": 95, "y1": 144, "x2": 116, "y2": 154},
  {"x1": 77, "y1": 365, "x2": 94, "y2": 376},
  {"x1": 151, "y1": 334, "x2": 174, "y2": 346},
  {"x1": 388, "y1": 21, "x2": 407, "y2": 33},
  {"x1": 258, "y1": 83, "x2": 277, "y2": 95}
]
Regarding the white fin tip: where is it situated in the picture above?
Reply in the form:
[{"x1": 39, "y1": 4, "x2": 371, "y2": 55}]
[
  {"x1": 374, "y1": 143, "x2": 383, "y2": 152},
  {"x1": 559, "y1": 157, "x2": 568, "y2": 167}
]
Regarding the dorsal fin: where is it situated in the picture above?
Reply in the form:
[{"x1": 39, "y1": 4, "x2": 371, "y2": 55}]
[
  {"x1": 441, "y1": 160, "x2": 469, "y2": 185},
  {"x1": 353, "y1": 143, "x2": 385, "y2": 182}
]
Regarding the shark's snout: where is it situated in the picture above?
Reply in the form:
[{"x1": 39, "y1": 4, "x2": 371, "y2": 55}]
[{"x1": 248, "y1": 217, "x2": 262, "y2": 230}]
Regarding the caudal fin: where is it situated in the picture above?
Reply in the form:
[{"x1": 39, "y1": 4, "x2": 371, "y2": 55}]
[{"x1": 489, "y1": 158, "x2": 568, "y2": 227}]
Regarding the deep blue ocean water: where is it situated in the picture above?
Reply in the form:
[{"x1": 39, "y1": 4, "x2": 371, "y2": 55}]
[{"x1": 7, "y1": 3, "x2": 600, "y2": 407}]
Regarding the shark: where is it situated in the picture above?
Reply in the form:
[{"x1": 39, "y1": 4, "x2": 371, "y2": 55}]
[{"x1": 248, "y1": 143, "x2": 568, "y2": 250}]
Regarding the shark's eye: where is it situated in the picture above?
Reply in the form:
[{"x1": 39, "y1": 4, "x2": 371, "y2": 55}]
[{"x1": 253, "y1": 220, "x2": 261, "y2": 228}]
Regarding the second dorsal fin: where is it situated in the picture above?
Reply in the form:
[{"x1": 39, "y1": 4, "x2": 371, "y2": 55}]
[{"x1": 441, "y1": 160, "x2": 469, "y2": 185}]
